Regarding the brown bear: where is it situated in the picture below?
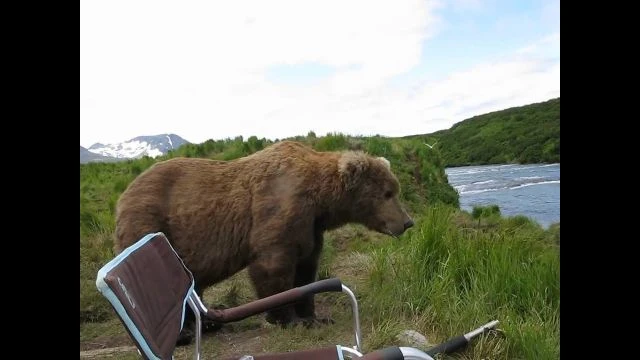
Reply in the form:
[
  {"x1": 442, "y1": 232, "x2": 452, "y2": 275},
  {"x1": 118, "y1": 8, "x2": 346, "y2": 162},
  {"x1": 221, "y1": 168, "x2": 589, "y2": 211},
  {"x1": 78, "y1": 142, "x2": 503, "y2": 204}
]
[{"x1": 113, "y1": 140, "x2": 414, "y2": 345}]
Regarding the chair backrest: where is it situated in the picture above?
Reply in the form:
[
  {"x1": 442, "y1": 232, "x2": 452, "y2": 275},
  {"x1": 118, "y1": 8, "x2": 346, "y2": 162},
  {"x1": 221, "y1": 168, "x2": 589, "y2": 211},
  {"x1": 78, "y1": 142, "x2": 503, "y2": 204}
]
[{"x1": 96, "y1": 232, "x2": 195, "y2": 360}]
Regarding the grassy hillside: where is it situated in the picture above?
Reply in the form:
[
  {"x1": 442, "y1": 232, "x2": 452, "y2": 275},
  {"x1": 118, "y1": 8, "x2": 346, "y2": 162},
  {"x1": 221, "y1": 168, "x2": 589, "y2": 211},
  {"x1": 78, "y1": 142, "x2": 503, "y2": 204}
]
[{"x1": 406, "y1": 97, "x2": 560, "y2": 167}]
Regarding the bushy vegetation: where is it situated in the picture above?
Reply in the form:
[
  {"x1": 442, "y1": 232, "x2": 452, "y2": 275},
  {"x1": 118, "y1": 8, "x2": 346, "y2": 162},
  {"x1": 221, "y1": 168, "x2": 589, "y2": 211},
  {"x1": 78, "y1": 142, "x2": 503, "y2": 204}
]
[{"x1": 405, "y1": 97, "x2": 560, "y2": 167}]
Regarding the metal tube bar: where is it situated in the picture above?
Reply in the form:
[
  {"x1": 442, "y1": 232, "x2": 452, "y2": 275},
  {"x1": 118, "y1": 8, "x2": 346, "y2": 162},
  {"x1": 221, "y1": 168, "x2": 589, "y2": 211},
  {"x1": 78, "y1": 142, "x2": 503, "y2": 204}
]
[
  {"x1": 341, "y1": 284, "x2": 362, "y2": 352},
  {"x1": 464, "y1": 320, "x2": 499, "y2": 340},
  {"x1": 187, "y1": 296, "x2": 202, "y2": 360}
]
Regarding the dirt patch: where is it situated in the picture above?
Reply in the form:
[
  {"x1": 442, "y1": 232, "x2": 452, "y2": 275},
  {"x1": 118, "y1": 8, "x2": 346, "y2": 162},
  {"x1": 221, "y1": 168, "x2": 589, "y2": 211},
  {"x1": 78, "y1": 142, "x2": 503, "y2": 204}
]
[
  {"x1": 80, "y1": 346, "x2": 138, "y2": 359},
  {"x1": 79, "y1": 297, "x2": 344, "y2": 359},
  {"x1": 80, "y1": 334, "x2": 133, "y2": 352},
  {"x1": 79, "y1": 326, "x2": 270, "y2": 359},
  {"x1": 210, "y1": 327, "x2": 272, "y2": 358}
]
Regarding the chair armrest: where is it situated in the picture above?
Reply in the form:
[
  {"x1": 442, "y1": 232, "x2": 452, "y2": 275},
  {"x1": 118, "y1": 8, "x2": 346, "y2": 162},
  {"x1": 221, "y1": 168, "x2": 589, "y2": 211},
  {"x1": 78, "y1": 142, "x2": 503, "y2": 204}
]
[{"x1": 205, "y1": 278, "x2": 343, "y2": 323}]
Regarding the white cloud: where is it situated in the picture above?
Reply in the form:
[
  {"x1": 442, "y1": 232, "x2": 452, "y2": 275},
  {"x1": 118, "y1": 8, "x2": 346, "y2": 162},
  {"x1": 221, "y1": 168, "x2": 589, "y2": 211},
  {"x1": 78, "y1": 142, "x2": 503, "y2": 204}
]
[
  {"x1": 450, "y1": 0, "x2": 485, "y2": 12},
  {"x1": 80, "y1": 1, "x2": 559, "y2": 147},
  {"x1": 251, "y1": 31, "x2": 559, "y2": 140}
]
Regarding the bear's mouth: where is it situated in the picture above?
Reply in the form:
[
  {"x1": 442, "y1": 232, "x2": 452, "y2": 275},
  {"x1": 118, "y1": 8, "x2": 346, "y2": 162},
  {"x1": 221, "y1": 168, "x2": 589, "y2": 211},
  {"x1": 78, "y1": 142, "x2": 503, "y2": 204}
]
[{"x1": 384, "y1": 227, "x2": 400, "y2": 239}]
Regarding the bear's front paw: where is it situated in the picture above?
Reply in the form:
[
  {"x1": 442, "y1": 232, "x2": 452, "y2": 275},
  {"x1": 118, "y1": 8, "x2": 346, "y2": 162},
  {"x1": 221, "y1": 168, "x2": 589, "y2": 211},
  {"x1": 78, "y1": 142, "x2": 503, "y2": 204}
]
[
  {"x1": 202, "y1": 317, "x2": 223, "y2": 333},
  {"x1": 176, "y1": 327, "x2": 194, "y2": 347},
  {"x1": 265, "y1": 312, "x2": 295, "y2": 327},
  {"x1": 301, "y1": 315, "x2": 335, "y2": 328}
]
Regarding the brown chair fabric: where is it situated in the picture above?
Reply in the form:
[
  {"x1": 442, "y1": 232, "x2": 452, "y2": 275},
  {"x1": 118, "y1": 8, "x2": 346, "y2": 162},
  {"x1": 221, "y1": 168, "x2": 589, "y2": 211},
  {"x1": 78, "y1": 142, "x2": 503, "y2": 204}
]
[{"x1": 97, "y1": 232, "x2": 194, "y2": 359}]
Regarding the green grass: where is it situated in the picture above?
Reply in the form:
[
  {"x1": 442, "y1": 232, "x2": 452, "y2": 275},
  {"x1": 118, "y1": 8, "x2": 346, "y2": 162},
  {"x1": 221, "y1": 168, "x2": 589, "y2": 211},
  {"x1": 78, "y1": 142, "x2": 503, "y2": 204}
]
[
  {"x1": 364, "y1": 204, "x2": 560, "y2": 359},
  {"x1": 80, "y1": 209, "x2": 559, "y2": 360},
  {"x1": 80, "y1": 229, "x2": 117, "y2": 323}
]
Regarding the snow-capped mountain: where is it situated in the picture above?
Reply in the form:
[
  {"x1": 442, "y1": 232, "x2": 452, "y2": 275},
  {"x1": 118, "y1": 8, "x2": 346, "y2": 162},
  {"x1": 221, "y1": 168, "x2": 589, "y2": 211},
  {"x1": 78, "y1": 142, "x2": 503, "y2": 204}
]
[
  {"x1": 80, "y1": 146, "x2": 120, "y2": 163},
  {"x1": 81, "y1": 134, "x2": 190, "y2": 163}
]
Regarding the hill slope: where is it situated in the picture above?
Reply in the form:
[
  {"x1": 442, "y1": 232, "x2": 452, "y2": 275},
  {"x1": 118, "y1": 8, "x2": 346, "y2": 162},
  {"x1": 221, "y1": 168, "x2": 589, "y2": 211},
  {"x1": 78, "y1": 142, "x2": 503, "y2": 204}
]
[{"x1": 406, "y1": 97, "x2": 560, "y2": 167}]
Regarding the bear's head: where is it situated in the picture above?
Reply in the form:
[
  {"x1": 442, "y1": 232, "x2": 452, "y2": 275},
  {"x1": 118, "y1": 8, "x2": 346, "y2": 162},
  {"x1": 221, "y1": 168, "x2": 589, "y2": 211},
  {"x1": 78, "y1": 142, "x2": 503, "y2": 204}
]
[{"x1": 338, "y1": 152, "x2": 414, "y2": 237}]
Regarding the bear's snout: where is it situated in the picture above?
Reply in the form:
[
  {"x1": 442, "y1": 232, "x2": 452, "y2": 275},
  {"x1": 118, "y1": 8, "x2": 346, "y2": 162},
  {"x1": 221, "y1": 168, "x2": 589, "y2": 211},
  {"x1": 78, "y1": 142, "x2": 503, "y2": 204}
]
[{"x1": 404, "y1": 219, "x2": 414, "y2": 230}]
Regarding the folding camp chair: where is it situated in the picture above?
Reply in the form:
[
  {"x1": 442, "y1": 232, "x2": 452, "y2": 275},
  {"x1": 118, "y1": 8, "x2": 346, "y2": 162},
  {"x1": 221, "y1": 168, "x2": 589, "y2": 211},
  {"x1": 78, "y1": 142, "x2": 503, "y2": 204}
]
[{"x1": 96, "y1": 231, "x2": 497, "y2": 360}]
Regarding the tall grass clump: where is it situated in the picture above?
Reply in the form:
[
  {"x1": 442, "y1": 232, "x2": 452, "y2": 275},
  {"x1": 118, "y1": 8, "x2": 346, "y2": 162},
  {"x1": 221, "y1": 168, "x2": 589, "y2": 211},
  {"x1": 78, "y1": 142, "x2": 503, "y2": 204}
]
[
  {"x1": 364, "y1": 204, "x2": 559, "y2": 359},
  {"x1": 314, "y1": 132, "x2": 349, "y2": 151},
  {"x1": 80, "y1": 229, "x2": 117, "y2": 322}
]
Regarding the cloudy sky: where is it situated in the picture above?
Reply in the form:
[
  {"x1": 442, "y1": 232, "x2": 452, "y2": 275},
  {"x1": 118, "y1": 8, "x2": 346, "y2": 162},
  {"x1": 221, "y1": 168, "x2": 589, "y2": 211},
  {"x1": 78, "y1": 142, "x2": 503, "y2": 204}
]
[{"x1": 80, "y1": 0, "x2": 560, "y2": 148}]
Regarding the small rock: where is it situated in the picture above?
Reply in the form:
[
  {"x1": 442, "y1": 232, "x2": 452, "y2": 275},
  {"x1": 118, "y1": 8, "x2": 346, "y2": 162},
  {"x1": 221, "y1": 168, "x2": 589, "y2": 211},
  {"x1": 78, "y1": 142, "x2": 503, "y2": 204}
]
[{"x1": 397, "y1": 329, "x2": 430, "y2": 348}]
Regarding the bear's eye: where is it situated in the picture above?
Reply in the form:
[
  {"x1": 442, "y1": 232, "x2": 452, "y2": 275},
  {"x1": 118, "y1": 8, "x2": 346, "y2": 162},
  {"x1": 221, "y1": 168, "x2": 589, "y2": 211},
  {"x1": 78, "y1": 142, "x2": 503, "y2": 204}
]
[{"x1": 384, "y1": 191, "x2": 393, "y2": 199}]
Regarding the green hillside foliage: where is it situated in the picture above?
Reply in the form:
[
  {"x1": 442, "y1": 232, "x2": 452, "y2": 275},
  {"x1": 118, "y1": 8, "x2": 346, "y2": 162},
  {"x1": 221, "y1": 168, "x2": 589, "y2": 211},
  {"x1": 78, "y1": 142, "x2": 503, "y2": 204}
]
[{"x1": 406, "y1": 97, "x2": 560, "y2": 167}]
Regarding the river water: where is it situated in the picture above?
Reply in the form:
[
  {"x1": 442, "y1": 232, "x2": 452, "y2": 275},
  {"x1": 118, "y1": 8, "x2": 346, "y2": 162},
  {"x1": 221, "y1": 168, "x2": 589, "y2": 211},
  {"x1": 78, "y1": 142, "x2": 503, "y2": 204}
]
[{"x1": 445, "y1": 163, "x2": 560, "y2": 228}]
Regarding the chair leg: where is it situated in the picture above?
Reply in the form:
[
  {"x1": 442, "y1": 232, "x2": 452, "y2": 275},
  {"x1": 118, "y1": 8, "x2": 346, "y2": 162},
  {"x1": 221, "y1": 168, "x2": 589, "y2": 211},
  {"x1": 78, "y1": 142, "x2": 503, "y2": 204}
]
[{"x1": 187, "y1": 297, "x2": 202, "y2": 360}]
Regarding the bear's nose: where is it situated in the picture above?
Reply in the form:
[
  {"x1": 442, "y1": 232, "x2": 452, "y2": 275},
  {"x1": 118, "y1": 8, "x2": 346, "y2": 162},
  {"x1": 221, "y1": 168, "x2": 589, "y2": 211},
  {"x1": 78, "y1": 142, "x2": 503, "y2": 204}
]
[{"x1": 404, "y1": 219, "x2": 414, "y2": 230}]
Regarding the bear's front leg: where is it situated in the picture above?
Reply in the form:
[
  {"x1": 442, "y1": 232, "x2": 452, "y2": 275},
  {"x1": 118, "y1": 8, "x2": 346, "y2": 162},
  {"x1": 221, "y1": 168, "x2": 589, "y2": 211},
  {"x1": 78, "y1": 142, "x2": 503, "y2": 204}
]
[
  {"x1": 293, "y1": 234, "x2": 323, "y2": 319},
  {"x1": 175, "y1": 283, "x2": 223, "y2": 347},
  {"x1": 293, "y1": 259, "x2": 318, "y2": 319},
  {"x1": 248, "y1": 248, "x2": 300, "y2": 326}
]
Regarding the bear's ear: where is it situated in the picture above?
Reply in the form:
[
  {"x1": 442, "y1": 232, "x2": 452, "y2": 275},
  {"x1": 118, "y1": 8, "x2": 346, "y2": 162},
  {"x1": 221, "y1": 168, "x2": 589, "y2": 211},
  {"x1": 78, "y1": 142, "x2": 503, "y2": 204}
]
[
  {"x1": 377, "y1": 156, "x2": 391, "y2": 170},
  {"x1": 338, "y1": 152, "x2": 369, "y2": 190}
]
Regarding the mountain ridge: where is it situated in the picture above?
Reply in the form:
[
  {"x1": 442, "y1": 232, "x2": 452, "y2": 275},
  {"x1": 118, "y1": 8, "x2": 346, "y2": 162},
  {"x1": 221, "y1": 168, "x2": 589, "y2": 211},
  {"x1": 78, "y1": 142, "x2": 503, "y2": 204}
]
[{"x1": 81, "y1": 133, "x2": 190, "y2": 163}]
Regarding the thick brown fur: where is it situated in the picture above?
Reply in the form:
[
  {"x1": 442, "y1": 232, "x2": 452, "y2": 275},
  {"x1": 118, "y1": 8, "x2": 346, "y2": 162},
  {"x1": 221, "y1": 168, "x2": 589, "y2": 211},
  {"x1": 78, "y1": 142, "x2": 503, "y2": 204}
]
[{"x1": 114, "y1": 140, "x2": 414, "y2": 344}]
